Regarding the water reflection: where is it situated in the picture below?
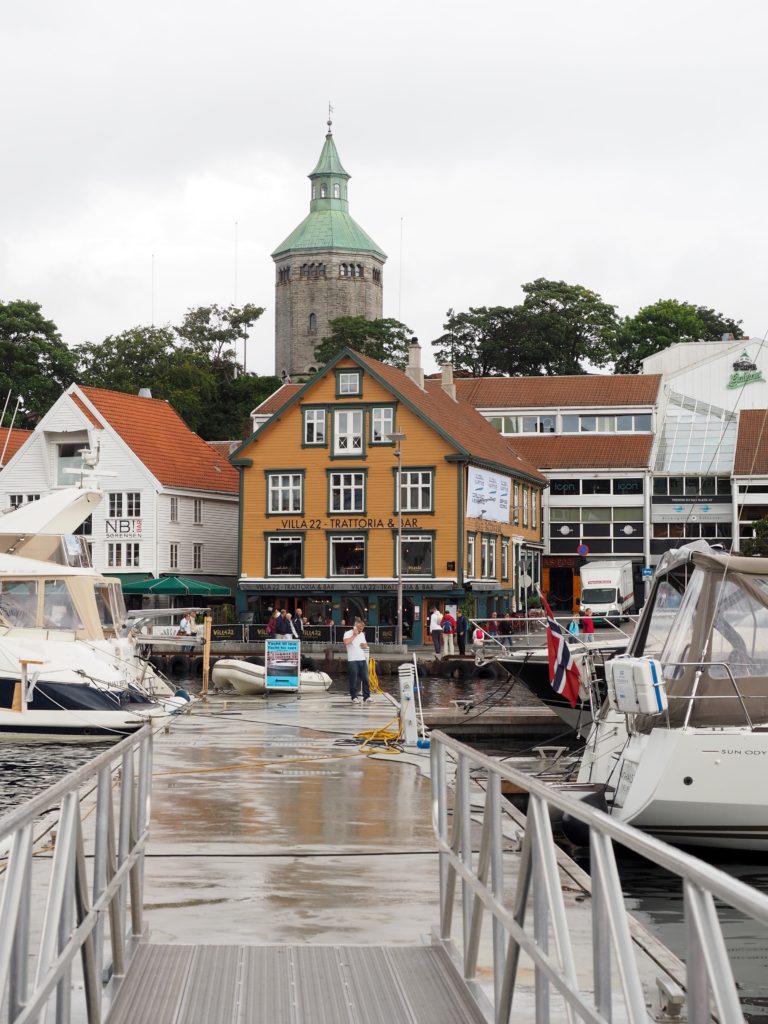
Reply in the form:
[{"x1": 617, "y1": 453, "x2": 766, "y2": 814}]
[{"x1": 0, "y1": 743, "x2": 98, "y2": 816}]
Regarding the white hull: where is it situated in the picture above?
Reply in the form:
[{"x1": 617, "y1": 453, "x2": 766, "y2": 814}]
[
  {"x1": 212, "y1": 659, "x2": 332, "y2": 695},
  {"x1": 581, "y1": 725, "x2": 768, "y2": 850},
  {"x1": 0, "y1": 704, "x2": 165, "y2": 743}
]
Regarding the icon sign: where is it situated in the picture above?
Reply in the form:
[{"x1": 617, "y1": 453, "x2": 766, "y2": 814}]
[
  {"x1": 641, "y1": 567, "x2": 653, "y2": 578},
  {"x1": 577, "y1": 544, "x2": 589, "y2": 556}
]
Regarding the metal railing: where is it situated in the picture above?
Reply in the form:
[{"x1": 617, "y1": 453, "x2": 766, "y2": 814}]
[
  {"x1": 0, "y1": 726, "x2": 153, "y2": 1024},
  {"x1": 431, "y1": 729, "x2": 768, "y2": 1024}
]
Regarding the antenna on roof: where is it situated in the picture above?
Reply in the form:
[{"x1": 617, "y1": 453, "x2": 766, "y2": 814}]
[{"x1": 327, "y1": 102, "x2": 333, "y2": 133}]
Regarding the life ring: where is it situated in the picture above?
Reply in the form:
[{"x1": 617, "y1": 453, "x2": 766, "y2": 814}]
[{"x1": 169, "y1": 655, "x2": 189, "y2": 677}]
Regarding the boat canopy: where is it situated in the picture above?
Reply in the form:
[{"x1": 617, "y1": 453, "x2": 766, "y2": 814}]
[{"x1": 634, "y1": 547, "x2": 768, "y2": 730}]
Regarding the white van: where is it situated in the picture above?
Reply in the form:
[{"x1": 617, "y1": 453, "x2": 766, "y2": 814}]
[{"x1": 579, "y1": 560, "x2": 634, "y2": 622}]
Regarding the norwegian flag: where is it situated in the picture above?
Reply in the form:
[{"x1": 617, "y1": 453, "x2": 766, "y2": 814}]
[{"x1": 540, "y1": 592, "x2": 580, "y2": 709}]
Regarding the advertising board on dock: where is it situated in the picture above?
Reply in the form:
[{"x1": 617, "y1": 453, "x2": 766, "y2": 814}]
[{"x1": 265, "y1": 639, "x2": 300, "y2": 689}]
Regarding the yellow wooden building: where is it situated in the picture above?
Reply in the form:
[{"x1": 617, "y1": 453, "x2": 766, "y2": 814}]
[{"x1": 231, "y1": 345, "x2": 546, "y2": 644}]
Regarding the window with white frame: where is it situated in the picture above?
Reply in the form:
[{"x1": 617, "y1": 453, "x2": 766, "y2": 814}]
[
  {"x1": 268, "y1": 473, "x2": 303, "y2": 513},
  {"x1": 481, "y1": 536, "x2": 496, "y2": 578},
  {"x1": 399, "y1": 470, "x2": 433, "y2": 512},
  {"x1": 107, "y1": 542, "x2": 139, "y2": 568},
  {"x1": 193, "y1": 543, "x2": 203, "y2": 571},
  {"x1": 125, "y1": 492, "x2": 140, "y2": 517},
  {"x1": 193, "y1": 498, "x2": 203, "y2": 524},
  {"x1": 329, "y1": 534, "x2": 366, "y2": 576},
  {"x1": 333, "y1": 409, "x2": 363, "y2": 455},
  {"x1": 371, "y1": 407, "x2": 394, "y2": 444},
  {"x1": 170, "y1": 543, "x2": 178, "y2": 569},
  {"x1": 398, "y1": 534, "x2": 433, "y2": 575},
  {"x1": 531, "y1": 489, "x2": 537, "y2": 529},
  {"x1": 329, "y1": 472, "x2": 365, "y2": 513},
  {"x1": 125, "y1": 543, "x2": 139, "y2": 567},
  {"x1": 107, "y1": 543, "x2": 122, "y2": 568},
  {"x1": 467, "y1": 535, "x2": 476, "y2": 577},
  {"x1": 267, "y1": 535, "x2": 303, "y2": 576},
  {"x1": 304, "y1": 408, "x2": 326, "y2": 445},
  {"x1": 523, "y1": 487, "x2": 529, "y2": 527},
  {"x1": 338, "y1": 371, "x2": 361, "y2": 395},
  {"x1": 489, "y1": 536, "x2": 496, "y2": 577},
  {"x1": 481, "y1": 536, "x2": 489, "y2": 578},
  {"x1": 170, "y1": 497, "x2": 178, "y2": 522},
  {"x1": 501, "y1": 538, "x2": 509, "y2": 580},
  {"x1": 9, "y1": 494, "x2": 40, "y2": 509},
  {"x1": 57, "y1": 442, "x2": 84, "y2": 485},
  {"x1": 513, "y1": 481, "x2": 519, "y2": 525},
  {"x1": 108, "y1": 493, "x2": 123, "y2": 518}
]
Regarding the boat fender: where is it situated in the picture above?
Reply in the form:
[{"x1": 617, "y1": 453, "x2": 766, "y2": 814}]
[
  {"x1": 169, "y1": 655, "x2": 189, "y2": 677},
  {"x1": 447, "y1": 660, "x2": 471, "y2": 682},
  {"x1": 174, "y1": 688, "x2": 192, "y2": 702},
  {"x1": 473, "y1": 663, "x2": 500, "y2": 681}
]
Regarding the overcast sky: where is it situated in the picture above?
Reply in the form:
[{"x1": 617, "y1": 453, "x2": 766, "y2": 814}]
[{"x1": 3, "y1": 1, "x2": 767, "y2": 379}]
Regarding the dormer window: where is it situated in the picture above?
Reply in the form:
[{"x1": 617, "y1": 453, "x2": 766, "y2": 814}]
[
  {"x1": 320, "y1": 183, "x2": 327, "y2": 198},
  {"x1": 333, "y1": 183, "x2": 340, "y2": 198}
]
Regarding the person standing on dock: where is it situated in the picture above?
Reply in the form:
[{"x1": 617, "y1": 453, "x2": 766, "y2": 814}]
[
  {"x1": 274, "y1": 609, "x2": 293, "y2": 636},
  {"x1": 343, "y1": 618, "x2": 370, "y2": 704},
  {"x1": 456, "y1": 610, "x2": 468, "y2": 656},
  {"x1": 581, "y1": 608, "x2": 595, "y2": 643},
  {"x1": 441, "y1": 609, "x2": 456, "y2": 656},
  {"x1": 429, "y1": 607, "x2": 443, "y2": 655}
]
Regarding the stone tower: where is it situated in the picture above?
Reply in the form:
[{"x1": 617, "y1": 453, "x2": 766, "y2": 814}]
[{"x1": 272, "y1": 123, "x2": 386, "y2": 379}]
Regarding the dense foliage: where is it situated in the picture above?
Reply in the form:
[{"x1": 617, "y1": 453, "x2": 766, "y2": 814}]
[
  {"x1": 314, "y1": 316, "x2": 413, "y2": 369},
  {"x1": 431, "y1": 281, "x2": 743, "y2": 378}
]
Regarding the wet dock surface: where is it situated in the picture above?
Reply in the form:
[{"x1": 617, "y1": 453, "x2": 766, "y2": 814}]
[{"x1": 104, "y1": 687, "x2": 685, "y2": 1022}]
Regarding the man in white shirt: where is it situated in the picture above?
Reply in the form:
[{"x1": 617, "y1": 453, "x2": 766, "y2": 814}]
[
  {"x1": 343, "y1": 618, "x2": 370, "y2": 704},
  {"x1": 429, "y1": 607, "x2": 443, "y2": 655}
]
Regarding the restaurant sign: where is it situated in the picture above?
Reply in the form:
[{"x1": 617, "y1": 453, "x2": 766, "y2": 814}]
[{"x1": 727, "y1": 352, "x2": 765, "y2": 390}]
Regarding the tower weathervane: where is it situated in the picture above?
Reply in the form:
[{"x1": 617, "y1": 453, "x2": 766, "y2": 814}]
[{"x1": 327, "y1": 102, "x2": 333, "y2": 132}]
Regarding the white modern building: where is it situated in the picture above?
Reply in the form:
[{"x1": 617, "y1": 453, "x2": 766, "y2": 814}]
[{"x1": 0, "y1": 384, "x2": 239, "y2": 586}]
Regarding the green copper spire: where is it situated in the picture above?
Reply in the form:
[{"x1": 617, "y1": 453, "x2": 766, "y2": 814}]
[{"x1": 271, "y1": 121, "x2": 386, "y2": 259}]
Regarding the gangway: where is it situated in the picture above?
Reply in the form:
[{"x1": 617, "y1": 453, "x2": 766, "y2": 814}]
[{"x1": 1, "y1": 715, "x2": 768, "y2": 1022}]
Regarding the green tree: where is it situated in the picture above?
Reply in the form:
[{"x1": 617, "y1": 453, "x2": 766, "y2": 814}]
[
  {"x1": 432, "y1": 307, "x2": 513, "y2": 377},
  {"x1": 0, "y1": 300, "x2": 78, "y2": 419},
  {"x1": 498, "y1": 278, "x2": 619, "y2": 375},
  {"x1": 431, "y1": 281, "x2": 619, "y2": 377},
  {"x1": 741, "y1": 517, "x2": 768, "y2": 558},
  {"x1": 314, "y1": 316, "x2": 413, "y2": 369},
  {"x1": 612, "y1": 299, "x2": 743, "y2": 374},
  {"x1": 77, "y1": 305, "x2": 279, "y2": 440}
]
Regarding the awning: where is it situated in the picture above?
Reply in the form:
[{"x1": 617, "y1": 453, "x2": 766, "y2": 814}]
[
  {"x1": 238, "y1": 577, "x2": 460, "y2": 594},
  {"x1": 107, "y1": 573, "x2": 154, "y2": 586},
  {"x1": 121, "y1": 575, "x2": 231, "y2": 596}
]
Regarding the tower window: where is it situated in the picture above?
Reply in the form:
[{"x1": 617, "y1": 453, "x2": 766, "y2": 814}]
[
  {"x1": 301, "y1": 263, "x2": 308, "y2": 278},
  {"x1": 312, "y1": 184, "x2": 317, "y2": 199},
  {"x1": 318, "y1": 263, "x2": 325, "y2": 277},
  {"x1": 340, "y1": 263, "x2": 347, "y2": 277},
  {"x1": 320, "y1": 183, "x2": 327, "y2": 198},
  {"x1": 309, "y1": 262, "x2": 316, "y2": 277},
  {"x1": 309, "y1": 313, "x2": 317, "y2": 333},
  {"x1": 357, "y1": 264, "x2": 364, "y2": 277},
  {"x1": 372, "y1": 268, "x2": 381, "y2": 284},
  {"x1": 333, "y1": 183, "x2": 340, "y2": 199}
]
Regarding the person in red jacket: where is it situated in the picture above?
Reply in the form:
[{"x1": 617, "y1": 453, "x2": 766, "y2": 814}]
[
  {"x1": 581, "y1": 607, "x2": 595, "y2": 643},
  {"x1": 441, "y1": 609, "x2": 457, "y2": 656}
]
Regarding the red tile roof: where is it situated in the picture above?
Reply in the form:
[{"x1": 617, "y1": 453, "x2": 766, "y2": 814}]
[
  {"x1": 735, "y1": 410, "x2": 768, "y2": 475},
  {"x1": 254, "y1": 384, "x2": 302, "y2": 415},
  {"x1": 0, "y1": 428, "x2": 33, "y2": 466},
  {"x1": 351, "y1": 355, "x2": 547, "y2": 482},
  {"x1": 455, "y1": 375, "x2": 662, "y2": 408},
  {"x1": 76, "y1": 386, "x2": 238, "y2": 493},
  {"x1": 504, "y1": 434, "x2": 654, "y2": 470},
  {"x1": 70, "y1": 392, "x2": 105, "y2": 428},
  {"x1": 207, "y1": 441, "x2": 237, "y2": 459}
]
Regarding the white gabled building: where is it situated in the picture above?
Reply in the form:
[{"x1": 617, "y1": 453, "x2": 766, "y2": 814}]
[{"x1": 0, "y1": 385, "x2": 239, "y2": 585}]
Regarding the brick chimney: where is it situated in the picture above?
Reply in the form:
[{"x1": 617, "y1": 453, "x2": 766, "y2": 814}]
[{"x1": 405, "y1": 337, "x2": 424, "y2": 389}]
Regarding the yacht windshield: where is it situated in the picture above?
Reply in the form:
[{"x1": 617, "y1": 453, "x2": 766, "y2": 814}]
[
  {"x1": 636, "y1": 580, "x2": 682, "y2": 658},
  {"x1": 94, "y1": 582, "x2": 124, "y2": 634},
  {"x1": 0, "y1": 580, "x2": 38, "y2": 627},
  {"x1": 42, "y1": 580, "x2": 84, "y2": 631}
]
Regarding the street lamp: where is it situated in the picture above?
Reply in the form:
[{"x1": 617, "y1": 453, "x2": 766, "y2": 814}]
[{"x1": 388, "y1": 431, "x2": 407, "y2": 646}]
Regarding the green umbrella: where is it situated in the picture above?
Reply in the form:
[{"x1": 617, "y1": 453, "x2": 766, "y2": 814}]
[{"x1": 120, "y1": 575, "x2": 231, "y2": 596}]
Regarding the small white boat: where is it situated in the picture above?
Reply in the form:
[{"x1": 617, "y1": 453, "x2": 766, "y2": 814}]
[{"x1": 211, "y1": 658, "x2": 332, "y2": 695}]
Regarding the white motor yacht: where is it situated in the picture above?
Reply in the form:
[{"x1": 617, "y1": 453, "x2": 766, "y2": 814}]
[
  {"x1": 0, "y1": 488, "x2": 184, "y2": 740},
  {"x1": 578, "y1": 542, "x2": 768, "y2": 850}
]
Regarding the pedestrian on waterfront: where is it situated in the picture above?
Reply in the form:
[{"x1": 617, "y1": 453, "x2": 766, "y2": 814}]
[
  {"x1": 266, "y1": 609, "x2": 279, "y2": 637},
  {"x1": 442, "y1": 608, "x2": 457, "y2": 656},
  {"x1": 567, "y1": 614, "x2": 580, "y2": 638},
  {"x1": 456, "y1": 610, "x2": 468, "y2": 656},
  {"x1": 581, "y1": 607, "x2": 595, "y2": 643},
  {"x1": 343, "y1": 618, "x2": 370, "y2": 704},
  {"x1": 178, "y1": 611, "x2": 194, "y2": 652},
  {"x1": 429, "y1": 606, "x2": 443, "y2": 655},
  {"x1": 472, "y1": 624, "x2": 487, "y2": 649},
  {"x1": 500, "y1": 613, "x2": 514, "y2": 648},
  {"x1": 293, "y1": 607, "x2": 304, "y2": 639},
  {"x1": 274, "y1": 609, "x2": 293, "y2": 636}
]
